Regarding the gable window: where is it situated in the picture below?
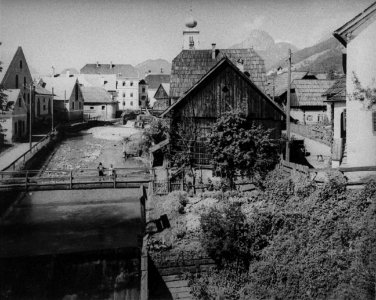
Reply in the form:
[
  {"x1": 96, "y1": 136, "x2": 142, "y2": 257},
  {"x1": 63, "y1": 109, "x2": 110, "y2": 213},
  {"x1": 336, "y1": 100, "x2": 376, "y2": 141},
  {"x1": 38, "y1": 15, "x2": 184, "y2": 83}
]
[
  {"x1": 15, "y1": 75, "x2": 19, "y2": 88},
  {"x1": 75, "y1": 86, "x2": 78, "y2": 101},
  {"x1": 20, "y1": 60, "x2": 22, "y2": 69},
  {"x1": 373, "y1": 111, "x2": 376, "y2": 132}
]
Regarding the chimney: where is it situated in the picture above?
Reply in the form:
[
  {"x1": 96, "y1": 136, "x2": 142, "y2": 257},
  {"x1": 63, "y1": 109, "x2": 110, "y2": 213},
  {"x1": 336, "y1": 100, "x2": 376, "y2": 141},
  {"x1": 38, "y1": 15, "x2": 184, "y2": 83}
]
[
  {"x1": 160, "y1": 68, "x2": 163, "y2": 73},
  {"x1": 110, "y1": 61, "x2": 113, "y2": 69},
  {"x1": 96, "y1": 61, "x2": 99, "y2": 67},
  {"x1": 212, "y1": 43, "x2": 216, "y2": 59}
]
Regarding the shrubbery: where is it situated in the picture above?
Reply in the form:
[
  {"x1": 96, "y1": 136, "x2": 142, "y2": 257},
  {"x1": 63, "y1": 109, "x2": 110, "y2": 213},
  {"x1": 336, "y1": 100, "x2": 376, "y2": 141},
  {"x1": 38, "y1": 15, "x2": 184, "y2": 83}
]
[{"x1": 192, "y1": 170, "x2": 376, "y2": 299}]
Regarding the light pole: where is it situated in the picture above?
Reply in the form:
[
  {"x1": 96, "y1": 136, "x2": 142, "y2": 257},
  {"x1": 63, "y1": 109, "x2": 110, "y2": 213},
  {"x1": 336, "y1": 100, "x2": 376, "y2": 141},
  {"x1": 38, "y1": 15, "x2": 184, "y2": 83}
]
[
  {"x1": 286, "y1": 49, "x2": 292, "y2": 162},
  {"x1": 24, "y1": 82, "x2": 34, "y2": 151},
  {"x1": 51, "y1": 87, "x2": 54, "y2": 131}
]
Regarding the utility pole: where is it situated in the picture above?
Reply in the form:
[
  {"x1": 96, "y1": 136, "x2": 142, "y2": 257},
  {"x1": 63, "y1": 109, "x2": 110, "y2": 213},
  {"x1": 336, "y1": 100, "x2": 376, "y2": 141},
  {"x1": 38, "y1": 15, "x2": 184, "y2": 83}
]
[
  {"x1": 286, "y1": 49, "x2": 292, "y2": 162},
  {"x1": 29, "y1": 84, "x2": 33, "y2": 151},
  {"x1": 51, "y1": 87, "x2": 54, "y2": 131}
]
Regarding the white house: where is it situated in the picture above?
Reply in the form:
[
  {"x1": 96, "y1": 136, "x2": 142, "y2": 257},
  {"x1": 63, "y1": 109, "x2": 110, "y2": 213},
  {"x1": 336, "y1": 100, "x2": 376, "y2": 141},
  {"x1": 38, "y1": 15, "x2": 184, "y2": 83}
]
[
  {"x1": 81, "y1": 86, "x2": 117, "y2": 120},
  {"x1": 333, "y1": 1, "x2": 376, "y2": 168}
]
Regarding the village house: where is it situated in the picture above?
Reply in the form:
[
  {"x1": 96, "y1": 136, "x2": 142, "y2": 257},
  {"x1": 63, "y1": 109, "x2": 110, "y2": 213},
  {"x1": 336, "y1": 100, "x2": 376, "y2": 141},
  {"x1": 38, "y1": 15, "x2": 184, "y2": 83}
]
[
  {"x1": 33, "y1": 84, "x2": 53, "y2": 130},
  {"x1": 144, "y1": 73, "x2": 171, "y2": 108},
  {"x1": 138, "y1": 79, "x2": 148, "y2": 109},
  {"x1": 152, "y1": 83, "x2": 170, "y2": 114},
  {"x1": 332, "y1": 1, "x2": 376, "y2": 168},
  {"x1": 75, "y1": 73, "x2": 117, "y2": 99},
  {"x1": 0, "y1": 46, "x2": 34, "y2": 130},
  {"x1": 80, "y1": 63, "x2": 140, "y2": 112},
  {"x1": 40, "y1": 77, "x2": 84, "y2": 123},
  {"x1": 160, "y1": 57, "x2": 286, "y2": 166},
  {"x1": 81, "y1": 86, "x2": 117, "y2": 120},
  {"x1": 0, "y1": 89, "x2": 28, "y2": 143},
  {"x1": 323, "y1": 76, "x2": 346, "y2": 167},
  {"x1": 278, "y1": 79, "x2": 335, "y2": 124}
]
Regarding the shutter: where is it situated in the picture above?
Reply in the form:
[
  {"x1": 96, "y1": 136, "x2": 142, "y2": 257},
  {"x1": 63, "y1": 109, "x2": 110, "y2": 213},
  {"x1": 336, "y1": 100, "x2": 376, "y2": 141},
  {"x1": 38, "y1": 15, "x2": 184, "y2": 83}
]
[{"x1": 373, "y1": 111, "x2": 376, "y2": 132}]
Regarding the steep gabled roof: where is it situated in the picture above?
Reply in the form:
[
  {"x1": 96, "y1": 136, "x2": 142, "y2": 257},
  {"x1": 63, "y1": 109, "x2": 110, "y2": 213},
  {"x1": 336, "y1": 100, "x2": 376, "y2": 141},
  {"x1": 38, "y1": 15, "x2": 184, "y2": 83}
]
[
  {"x1": 35, "y1": 84, "x2": 53, "y2": 95},
  {"x1": 81, "y1": 86, "x2": 114, "y2": 104},
  {"x1": 75, "y1": 74, "x2": 117, "y2": 91},
  {"x1": 323, "y1": 76, "x2": 346, "y2": 102},
  {"x1": 80, "y1": 63, "x2": 139, "y2": 78},
  {"x1": 161, "y1": 83, "x2": 170, "y2": 96},
  {"x1": 161, "y1": 57, "x2": 284, "y2": 118},
  {"x1": 0, "y1": 46, "x2": 32, "y2": 85},
  {"x1": 170, "y1": 48, "x2": 266, "y2": 99},
  {"x1": 334, "y1": 1, "x2": 376, "y2": 46},
  {"x1": 41, "y1": 77, "x2": 78, "y2": 100},
  {"x1": 144, "y1": 74, "x2": 170, "y2": 89},
  {"x1": 290, "y1": 79, "x2": 335, "y2": 106}
]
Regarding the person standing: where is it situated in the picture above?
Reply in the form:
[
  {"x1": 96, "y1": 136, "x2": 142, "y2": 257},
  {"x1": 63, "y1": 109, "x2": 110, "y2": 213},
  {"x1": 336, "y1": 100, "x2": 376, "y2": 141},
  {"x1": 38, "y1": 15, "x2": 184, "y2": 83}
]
[{"x1": 97, "y1": 162, "x2": 105, "y2": 181}]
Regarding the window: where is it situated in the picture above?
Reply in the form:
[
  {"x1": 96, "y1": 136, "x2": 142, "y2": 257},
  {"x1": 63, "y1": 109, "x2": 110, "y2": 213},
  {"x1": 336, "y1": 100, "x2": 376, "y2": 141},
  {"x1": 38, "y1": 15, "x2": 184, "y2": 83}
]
[
  {"x1": 43, "y1": 105, "x2": 46, "y2": 111},
  {"x1": 79, "y1": 102, "x2": 82, "y2": 109},
  {"x1": 122, "y1": 101, "x2": 125, "y2": 106},
  {"x1": 18, "y1": 98, "x2": 22, "y2": 107},
  {"x1": 130, "y1": 101, "x2": 133, "y2": 106},
  {"x1": 141, "y1": 96, "x2": 146, "y2": 100},
  {"x1": 75, "y1": 86, "x2": 78, "y2": 101},
  {"x1": 373, "y1": 111, "x2": 376, "y2": 132},
  {"x1": 90, "y1": 106, "x2": 94, "y2": 110},
  {"x1": 306, "y1": 115, "x2": 313, "y2": 122},
  {"x1": 71, "y1": 102, "x2": 74, "y2": 110},
  {"x1": 15, "y1": 75, "x2": 19, "y2": 88},
  {"x1": 123, "y1": 81, "x2": 126, "y2": 86},
  {"x1": 142, "y1": 87, "x2": 145, "y2": 93},
  {"x1": 15, "y1": 122, "x2": 18, "y2": 135},
  {"x1": 189, "y1": 36, "x2": 194, "y2": 47},
  {"x1": 20, "y1": 60, "x2": 22, "y2": 69},
  {"x1": 130, "y1": 81, "x2": 133, "y2": 86},
  {"x1": 123, "y1": 93, "x2": 125, "y2": 98},
  {"x1": 102, "y1": 106, "x2": 105, "y2": 110},
  {"x1": 24, "y1": 77, "x2": 26, "y2": 88},
  {"x1": 130, "y1": 93, "x2": 133, "y2": 98}
]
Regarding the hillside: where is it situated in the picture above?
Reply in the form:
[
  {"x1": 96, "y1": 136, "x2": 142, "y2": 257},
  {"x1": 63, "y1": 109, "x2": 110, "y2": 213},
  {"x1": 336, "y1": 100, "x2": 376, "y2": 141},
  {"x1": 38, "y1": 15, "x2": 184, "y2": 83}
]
[
  {"x1": 230, "y1": 30, "x2": 298, "y2": 70},
  {"x1": 135, "y1": 59, "x2": 171, "y2": 76},
  {"x1": 271, "y1": 37, "x2": 344, "y2": 73}
]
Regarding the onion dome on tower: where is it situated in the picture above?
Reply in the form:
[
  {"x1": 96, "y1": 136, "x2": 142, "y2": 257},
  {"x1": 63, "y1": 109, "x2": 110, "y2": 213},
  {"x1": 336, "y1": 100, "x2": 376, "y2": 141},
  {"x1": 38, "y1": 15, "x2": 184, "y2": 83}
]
[{"x1": 183, "y1": 10, "x2": 200, "y2": 50}]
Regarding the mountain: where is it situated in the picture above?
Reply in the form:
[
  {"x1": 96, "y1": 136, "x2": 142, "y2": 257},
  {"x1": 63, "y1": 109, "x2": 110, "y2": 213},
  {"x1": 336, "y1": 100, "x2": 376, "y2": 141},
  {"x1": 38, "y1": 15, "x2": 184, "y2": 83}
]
[
  {"x1": 271, "y1": 37, "x2": 344, "y2": 74},
  {"x1": 230, "y1": 30, "x2": 298, "y2": 70},
  {"x1": 135, "y1": 59, "x2": 172, "y2": 76}
]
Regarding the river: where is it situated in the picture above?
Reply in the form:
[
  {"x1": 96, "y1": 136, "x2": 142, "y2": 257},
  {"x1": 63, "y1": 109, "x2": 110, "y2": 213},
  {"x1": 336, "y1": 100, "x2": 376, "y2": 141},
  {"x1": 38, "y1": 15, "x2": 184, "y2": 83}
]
[{"x1": 0, "y1": 123, "x2": 149, "y2": 299}]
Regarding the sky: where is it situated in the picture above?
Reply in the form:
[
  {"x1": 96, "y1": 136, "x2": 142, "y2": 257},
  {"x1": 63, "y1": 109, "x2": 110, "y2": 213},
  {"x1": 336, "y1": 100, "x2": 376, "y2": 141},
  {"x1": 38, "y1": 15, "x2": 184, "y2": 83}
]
[{"x1": 0, "y1": 0, "x2": 374, "y2": 75}]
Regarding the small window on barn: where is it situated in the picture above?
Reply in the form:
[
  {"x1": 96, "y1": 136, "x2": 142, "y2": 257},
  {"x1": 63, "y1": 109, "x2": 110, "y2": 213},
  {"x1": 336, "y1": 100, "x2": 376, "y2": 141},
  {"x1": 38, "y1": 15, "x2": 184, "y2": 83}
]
[
  {"x1": 90, "y1": 106, "x2": 94, "y2": 110},
  {"x1": 15, "y1": 75, "x2": 19, "y2": 88},
  {"x1": 102, "y1": 106, "x2": 105, "y2": 110},
  {"x1": 306, "y1": 115, "x2": 313, "y2": 122},
  {"x1": 373, "y1": 111, "x2": 376, "y2": 132}
]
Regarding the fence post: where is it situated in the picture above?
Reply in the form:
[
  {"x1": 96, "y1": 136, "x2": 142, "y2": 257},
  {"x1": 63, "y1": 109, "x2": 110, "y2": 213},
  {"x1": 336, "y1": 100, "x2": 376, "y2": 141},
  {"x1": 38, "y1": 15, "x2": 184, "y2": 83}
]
[{"x1": 70, "y1": 170, "x2": 73, "y2": 189}]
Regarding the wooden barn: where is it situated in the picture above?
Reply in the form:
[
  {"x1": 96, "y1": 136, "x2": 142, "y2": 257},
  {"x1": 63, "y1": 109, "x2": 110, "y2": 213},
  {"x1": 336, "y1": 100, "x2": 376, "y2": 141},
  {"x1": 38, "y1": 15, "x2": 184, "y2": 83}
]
[{"x1": 160, "y1": 57, "x2": 286, "y2": 166}]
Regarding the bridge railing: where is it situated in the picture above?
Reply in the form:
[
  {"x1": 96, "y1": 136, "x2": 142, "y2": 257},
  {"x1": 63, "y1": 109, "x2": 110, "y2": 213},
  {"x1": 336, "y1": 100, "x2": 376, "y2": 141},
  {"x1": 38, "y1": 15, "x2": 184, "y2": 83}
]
[{"x1": 0, "y1": 167, "x2": 151, "y2": 190}]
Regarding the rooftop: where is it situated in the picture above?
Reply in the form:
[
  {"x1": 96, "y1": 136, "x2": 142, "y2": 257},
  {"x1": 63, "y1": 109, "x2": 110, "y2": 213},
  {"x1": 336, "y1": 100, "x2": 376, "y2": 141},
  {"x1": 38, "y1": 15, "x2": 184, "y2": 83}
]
[
  {"x1": 80, "y1": 86, "x2": 114, "y2": 104},
  {"x1": 290, "y1": 79, "x2": 336, "y2": 106},
  {"x1": 323, "y1": 76, "x2": 346, "y2": 102},
  {"x1": 40, "y1": 77, "x2": 78, "y2": 100},
  {"x1": 144, "y1": 74, "x2": 171, "y2": 90},
  {"x1": 170, "y1": 48, "x2": 266, "y2": 99},
  {"x1": 80, "y1": 63, "x2": 139, "y2": 79}
]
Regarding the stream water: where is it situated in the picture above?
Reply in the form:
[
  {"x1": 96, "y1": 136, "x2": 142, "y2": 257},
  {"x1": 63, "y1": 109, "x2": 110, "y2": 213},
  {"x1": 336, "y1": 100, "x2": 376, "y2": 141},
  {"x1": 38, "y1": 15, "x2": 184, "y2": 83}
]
[{"x1": 0, "y1": 124, "x2": 149, "y2": 300}]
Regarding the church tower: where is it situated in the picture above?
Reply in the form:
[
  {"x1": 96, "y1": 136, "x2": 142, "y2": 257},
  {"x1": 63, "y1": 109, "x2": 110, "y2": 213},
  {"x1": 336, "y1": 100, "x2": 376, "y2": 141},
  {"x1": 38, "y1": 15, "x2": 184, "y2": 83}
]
[{"x1": 183, "y1": 11, "x2": 199, "y2": 50}]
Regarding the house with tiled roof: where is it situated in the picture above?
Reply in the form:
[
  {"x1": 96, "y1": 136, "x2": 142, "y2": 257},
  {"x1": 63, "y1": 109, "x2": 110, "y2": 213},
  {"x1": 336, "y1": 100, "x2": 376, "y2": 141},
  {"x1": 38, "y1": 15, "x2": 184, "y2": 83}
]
[
  {"x1": 153, "y1": 83, "x2": 170, "y2": 113},
  {"x1": 0, "y1": 89, "x2": 27, "y2": 143},
  {"x1": 40, "y1": 77, "x2": 83, "y2": 123},
  {"x1": 170, "y1": 44, "x2": 267, "y2": 102},
  {"x1": 80, "y1": 62, "x2": 140, "y2": 111},
  {"x1": 160, "y1": 57, "x2": 285, "y2": 166},
  {"x1": 323, "y1": 76, "x2": 346, "y2": 167},
  {"x1": 81, "y1": 86, "x2": 117, "y2": 120},
  {"x1": 0, "y1": 46, "x2": 34, "y2": 130},
  {"x1": 279, "y1": 79, "x2": 335, "y2": 124},
  {"x1": 332, "y1": 1, "x2": 376, "y2": 169}
]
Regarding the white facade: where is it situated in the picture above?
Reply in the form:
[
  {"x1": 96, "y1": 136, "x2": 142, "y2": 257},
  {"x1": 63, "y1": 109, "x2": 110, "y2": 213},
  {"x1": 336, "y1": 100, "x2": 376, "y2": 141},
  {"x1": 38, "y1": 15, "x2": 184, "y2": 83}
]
[
  {"x1": 290, "y1": 108, "x2": 329, "y2": 125},
  {"x1": 346, "y1": 20, "x2": 376, "y2": 167},
  {"x1": 117, "y1": 78, "x2": 139, "y2": 110}
]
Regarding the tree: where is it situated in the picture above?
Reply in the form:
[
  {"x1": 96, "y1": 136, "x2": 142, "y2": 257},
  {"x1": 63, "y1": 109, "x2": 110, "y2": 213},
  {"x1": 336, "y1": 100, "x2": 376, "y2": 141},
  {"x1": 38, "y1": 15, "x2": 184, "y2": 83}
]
[
  {"x1": 142, "y1": 117, "x2": 169, "y2": 151},
  {"x1": 209, "y1": 109, "x2": 280, "y2": 189}
]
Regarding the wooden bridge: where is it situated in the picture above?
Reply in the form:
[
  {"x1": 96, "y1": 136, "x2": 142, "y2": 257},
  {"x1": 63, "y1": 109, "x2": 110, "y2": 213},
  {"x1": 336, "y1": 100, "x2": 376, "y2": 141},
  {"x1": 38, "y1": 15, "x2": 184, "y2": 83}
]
[{"x1": 0, "y1": 167, "x2": 151, "y2": 192}]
